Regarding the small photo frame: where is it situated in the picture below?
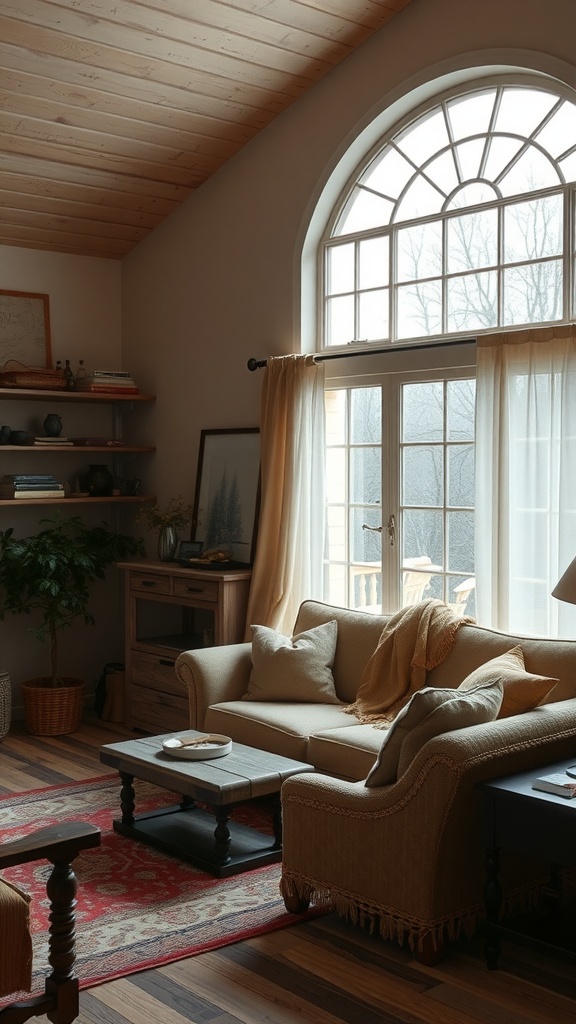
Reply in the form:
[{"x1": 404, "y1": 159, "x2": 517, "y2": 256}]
[{"x1": 176, "y1": 540, "x2": 203, "y2": 561}]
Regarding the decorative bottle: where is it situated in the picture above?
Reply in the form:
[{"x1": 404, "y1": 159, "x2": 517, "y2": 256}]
[
  {"x1": 76, "y1": 359, "x2": 87, "y2": 383},
  {"x1": 64, "y1": 360, "x2": 75, "y2": 390}
]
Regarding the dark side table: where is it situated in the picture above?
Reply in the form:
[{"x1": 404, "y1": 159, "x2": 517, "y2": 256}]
[{"x1": 478, "y1": 759, "x2": 576, "y2": 970}]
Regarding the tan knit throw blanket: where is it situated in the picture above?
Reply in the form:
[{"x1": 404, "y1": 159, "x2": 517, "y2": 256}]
[{"x1": 345, "y1": 599, "x2": 472, "y2": 727}]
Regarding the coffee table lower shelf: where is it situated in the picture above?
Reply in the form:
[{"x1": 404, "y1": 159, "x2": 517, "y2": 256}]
[{"x1": 113, "y1": 802, "x2": 281, "y2": 878}]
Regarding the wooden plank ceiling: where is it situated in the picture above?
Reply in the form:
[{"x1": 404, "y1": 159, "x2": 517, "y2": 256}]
[{"x1": 0, "y1": 0, "x2": 414, "y2": 260}]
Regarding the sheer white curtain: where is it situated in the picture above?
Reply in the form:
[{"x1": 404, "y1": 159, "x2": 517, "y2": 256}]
[
  {"x1": 245, "y1": 354, "x2": 325, "y2": 636},
  {"x1": 475, "y1": 324, "x2": 576, "y2": 636}
]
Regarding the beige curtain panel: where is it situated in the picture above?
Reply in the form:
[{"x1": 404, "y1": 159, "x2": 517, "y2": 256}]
[{"x1": 245, "y1": 354, "x2": 325, "y2": 637}]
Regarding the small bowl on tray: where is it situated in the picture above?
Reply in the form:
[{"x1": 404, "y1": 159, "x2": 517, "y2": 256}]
[{"x1": 161, "y1": 732, "x2": 232, "y2": 760}]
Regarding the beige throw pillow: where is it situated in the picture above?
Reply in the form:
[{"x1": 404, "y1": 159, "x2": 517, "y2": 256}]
[
  {"x1": 365, "y1": 678, "x2": 504, "y2": 788},
  {"x1": 457, "y1": 645, "x2": 558, "y2": 718},
  {"x1": 243, "y1": 620, "x2": 340, "y2": 703}
]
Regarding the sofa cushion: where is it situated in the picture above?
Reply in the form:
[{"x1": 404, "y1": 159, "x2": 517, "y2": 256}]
[
  {"x1": 457, "y1": 645, "x2": 558, "y2": 718},
  {"x1": 425, "y1": 622, "x2": 576, "y2": 702},
  {"x1": 365, "y1": 678, "x2": 503, "y2": 787},
  {"x1": 243, "y1": 620, "x2": 340, "y2": 703},
  {"x1": 308, "y1": 724, "x2": 386, "y2": 781},
  {"x1": 204, "y1": 700, "x2": 353, "y2": 762},
  {"x1": 294, "y1": 600, "x2": 390, "y2": 703}
]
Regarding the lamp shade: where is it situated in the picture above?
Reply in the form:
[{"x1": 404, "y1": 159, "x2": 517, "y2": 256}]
[{"x1": 552, "y1": 556, "x2": 576, "y2": 605}]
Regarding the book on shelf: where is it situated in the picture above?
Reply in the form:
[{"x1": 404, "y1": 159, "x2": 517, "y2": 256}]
[
  {"x1": 4, "y1": 473, "x2": 59, "y2": 482},
  {"x1": 70, "y1": 437, "x2": 126, "y2": 446},
  {"x1": 532, "y1": 771, "x2": 576, "y2": 798},
  {"x1": 92, "y1": 370, "x2": 133, "y2": 379},
  {"x1": 34, "y1": 436, "x2": 74, "y2": 445},
  {"x1": 75, "y1": 384, "x2": 140, "y2": 394},
  {"x1": 14, "y1": 483, "x2": 63, "y2": 492},
  {"x1": 13, "y1": 490, "x2": 65, "y2": 500}
]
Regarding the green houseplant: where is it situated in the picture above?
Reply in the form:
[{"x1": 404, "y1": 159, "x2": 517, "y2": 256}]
[{"x1": 0, "y1": 514, "x2": 143, "y2": 734}]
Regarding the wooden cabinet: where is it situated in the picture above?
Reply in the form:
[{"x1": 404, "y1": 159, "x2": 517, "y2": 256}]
[
  {"x1": 118, "y1": 560, "x2": 251, "y2": 733},
  {"x1": 0, "y1": 387, "x2": 155, "y2": 506}
]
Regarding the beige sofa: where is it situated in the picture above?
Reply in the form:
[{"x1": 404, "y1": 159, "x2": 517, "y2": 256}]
[{"x1": 175, "y1": 599, "x2": 576, "y2": 960}]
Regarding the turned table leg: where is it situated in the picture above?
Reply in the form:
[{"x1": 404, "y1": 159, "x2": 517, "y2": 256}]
[{"x1": 119, "y1": 771, "x2": 136, "y2": 826}]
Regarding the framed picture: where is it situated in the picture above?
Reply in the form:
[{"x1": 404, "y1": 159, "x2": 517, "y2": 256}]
[
  {"x1": 0, "y1": 290, "x2": 52, "y2": 368},
  {"x1": 176, "y1": 540, "x2": 203, "y2": 562},
  {"x1": 193, "y1": 428, "x2": 260, "y2": 565}
]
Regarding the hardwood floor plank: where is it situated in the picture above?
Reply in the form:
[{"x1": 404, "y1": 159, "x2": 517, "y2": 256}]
[
  {"x1": 127, "y1": 970, "x2": 241, "y2": 1022},
  {"x1": 91, "y1": 977, "x2": 197, "y2": 1024},
  {"x1": 162, "y1": 954, "x2": 347, "y2": 1024}
]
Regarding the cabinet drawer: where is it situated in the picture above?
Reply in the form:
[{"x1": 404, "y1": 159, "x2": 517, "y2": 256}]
[
  {"x1": 173, "y1": 577, "x2": 218, "y2": 602},
  {"x1": 130, "y1": 684, "x2": 189, "y2": 733},
  {"x1": 130, "y1": 572, "x2": 171, "y2": 596},
  {"x1": 131, "y1": 650, "x2": 186, "y2": 697}
]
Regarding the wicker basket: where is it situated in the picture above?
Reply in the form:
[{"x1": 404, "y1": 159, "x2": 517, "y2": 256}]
[
  {"x1": 22, "y1": 677, "x2": 84, "y2": 736},
  {"x1": 0, "y1": 670, "x2": 11, "y2": 740},
  {"x1": 0, "y1": 360, "x2": 67, "y2": 390}
]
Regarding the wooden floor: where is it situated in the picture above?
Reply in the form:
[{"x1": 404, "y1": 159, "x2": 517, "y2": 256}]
[{"x1": 1, "y1": 715, "x2": 575, "y2": 1024}]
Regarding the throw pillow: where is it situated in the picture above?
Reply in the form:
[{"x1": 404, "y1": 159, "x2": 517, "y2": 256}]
[
  {"x1": 457, "y1": 646, "x2": 558, "y2": 718},
  {"x1": 396, "y1": 677, "x2": 504, "y2": 777},
  {"x1": 243, "y1": 619, "x2": 340, "y2": 703},
  {"x1": 364, "y1": 677, "x2": 504, "y2": 788}
]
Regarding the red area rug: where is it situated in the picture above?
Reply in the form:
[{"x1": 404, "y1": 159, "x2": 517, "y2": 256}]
[{"x1": 0, "y1": 775, "x2": 319, "y2": 997}]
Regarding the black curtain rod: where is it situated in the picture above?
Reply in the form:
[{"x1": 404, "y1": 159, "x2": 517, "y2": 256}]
[{"x1": 247, "y1": 337, "x2": 476, "y2": 370}]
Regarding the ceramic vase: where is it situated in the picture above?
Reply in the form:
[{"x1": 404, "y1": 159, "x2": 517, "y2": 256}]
[
  {"x1": 43, "y1": 413, "x2": 62, "y2": 437},
  {"x1": 158, "y1": 525, "x2": 179, "y2": 562}
]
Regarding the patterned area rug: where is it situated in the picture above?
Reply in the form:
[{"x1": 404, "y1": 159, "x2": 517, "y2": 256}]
[{"x1": 0, "y1": 775, "x2": 320, "y2": 997}]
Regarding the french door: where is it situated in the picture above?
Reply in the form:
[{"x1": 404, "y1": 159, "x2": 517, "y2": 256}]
[{"x1": 324, "y1": 369, "x2": 476, "y2": 616}]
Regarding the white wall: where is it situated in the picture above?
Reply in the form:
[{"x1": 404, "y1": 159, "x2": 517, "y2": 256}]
[{"x1": 2, "y1": 0, "x2": 576, "y2": 714}]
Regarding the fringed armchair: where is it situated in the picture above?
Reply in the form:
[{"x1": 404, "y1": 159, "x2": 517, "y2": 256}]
[{"x1": 0, "y1": 821, "x2": 100, "y2": 1024}]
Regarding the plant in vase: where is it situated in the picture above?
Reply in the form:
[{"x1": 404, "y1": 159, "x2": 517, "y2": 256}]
[
  {"x1": 134, "y1": 495, "x2": 195, "y2": 561},
  {"x1": 0, "y1": 514, "x2": 144, "y2": 734}
]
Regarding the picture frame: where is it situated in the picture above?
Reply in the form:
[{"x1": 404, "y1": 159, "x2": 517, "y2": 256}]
[
  {"x1": 176, "y1": 540, "x2": 203, "y2": 562},
  {"x1": 192, "y1": 428, "x2": 260, "y2": 565},
  {"x1": 0, "y1": 290, "x2": 52, "y2": 368}
]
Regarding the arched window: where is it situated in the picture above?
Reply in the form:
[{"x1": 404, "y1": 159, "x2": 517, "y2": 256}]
[
  {"x1": 322, "y1": 84, "x2": 576, "y2": 349},
  {"x1": 319, "y1": 79, "x2": 576, "y2": 634}
]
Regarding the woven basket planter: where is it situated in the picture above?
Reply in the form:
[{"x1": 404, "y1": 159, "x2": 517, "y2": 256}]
[
  {"x1": 22, "y1": 677, "x2": 84, "y2": 736},
  {"x1": 0, "y1": 670, "x2": 11, "y2": 740}
]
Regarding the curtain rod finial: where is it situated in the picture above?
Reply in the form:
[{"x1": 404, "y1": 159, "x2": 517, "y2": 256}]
[{"x1": 247, "y1": 357, "x2": 267, "y2": 371}]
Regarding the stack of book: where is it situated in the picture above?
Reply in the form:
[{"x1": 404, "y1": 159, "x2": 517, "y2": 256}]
[
  {"x1": 76, "y1": 370, "x2": 139, "y2": 394},
  {"x1": 34, "y1": 435, "x2": 74, "y2": 446},
  {"x1": 0, "y1": 474, "x2": 66, "y2": 499}
]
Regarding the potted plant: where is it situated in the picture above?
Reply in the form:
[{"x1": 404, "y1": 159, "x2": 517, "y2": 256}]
[
  {"x1": 134, "y1": 495, "x2": 194, "y2": 561},
  {"x1": 0, "y1": 514, "x2": 143, "y2": 735}
]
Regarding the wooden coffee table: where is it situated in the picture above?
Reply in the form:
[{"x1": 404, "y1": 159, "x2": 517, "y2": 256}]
[{"x1": 99, "y1": 732, "x2": 314, "y2": 877}]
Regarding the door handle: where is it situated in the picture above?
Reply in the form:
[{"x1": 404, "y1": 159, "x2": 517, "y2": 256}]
[{"x1": 362, "y1": 514, "x2": 395, "y2": 546}]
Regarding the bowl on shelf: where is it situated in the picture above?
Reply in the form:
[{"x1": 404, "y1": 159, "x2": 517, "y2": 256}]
[{"x1": 9, "y1": 430, "x2": 29, "y2": 445}]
